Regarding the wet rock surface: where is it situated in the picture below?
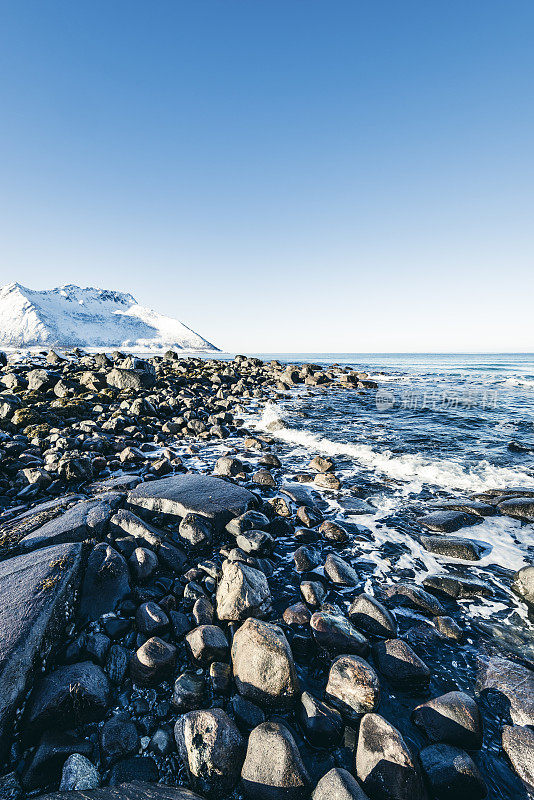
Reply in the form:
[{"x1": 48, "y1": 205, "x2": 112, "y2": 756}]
[{"x1": 0, "y1": 351, "x2": 531, "y2": 800}]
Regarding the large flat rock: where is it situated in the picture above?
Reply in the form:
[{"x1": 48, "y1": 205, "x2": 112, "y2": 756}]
[
  {"x1": 0, "y1": 495, "x2": 82, "y2": 553},
  {"x1": 35, "y1": 781, "x2": 206, "y2": 800},
  {"x1": 128, "y1": 475, "x2": 257, "y2": 529},
  {"x1": 0, "y1": 542, "x2": 83, "y2": 759},
  {"x1": 19, "y1": 500, "x2": 111, "y2": 552}
]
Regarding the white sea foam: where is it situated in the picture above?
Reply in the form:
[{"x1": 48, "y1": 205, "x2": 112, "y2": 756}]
[{"x1": 256, "y1": 402, "x2": 534, "y2": 493}]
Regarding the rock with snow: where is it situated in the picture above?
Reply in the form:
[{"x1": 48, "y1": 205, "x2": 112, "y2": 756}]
[{"x1": 0, "y1": 283, "x2": 218, "y2": 351}]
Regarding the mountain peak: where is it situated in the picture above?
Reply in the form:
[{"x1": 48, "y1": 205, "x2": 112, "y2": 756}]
[{"x1": 0, "y1": 283, "x2": 218, "y2": 351}]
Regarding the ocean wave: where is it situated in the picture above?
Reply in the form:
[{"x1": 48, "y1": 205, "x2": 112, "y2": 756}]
[{"x1": 256, "y1": 402, "x2": 534, "y2": 493}]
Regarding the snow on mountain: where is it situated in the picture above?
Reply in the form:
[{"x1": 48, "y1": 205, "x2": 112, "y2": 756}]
[{"x1": 0, "y1": 283, "x2": 219, "y2": 351}]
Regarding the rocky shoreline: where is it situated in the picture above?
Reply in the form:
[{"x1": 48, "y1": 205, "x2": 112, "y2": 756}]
[{"x1": 0, "y1": 349, "x2": 533, "y2": 800}]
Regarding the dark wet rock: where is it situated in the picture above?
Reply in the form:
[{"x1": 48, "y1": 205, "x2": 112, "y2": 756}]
[
  {"x1": 130, "y1": 636, "x2": 176, "y2": 687},
  {"x1": 193, "y1": 596, "x2": 214, "y2": 625},
  {"x1": 419, "y1": 510, "x2": 480, "y2": 533},
  {"x1": 294, "y1": 545, "x2": 321, "y2": 573},
  {"x1": 280, "y1": 483, "x2": 316, "y2": 507},
  {"x1": 105, "y1": 644, "x2": 130, "y2": 685},
  {"x1": 348, "y1": 593, "x2": 397, "y2": 638},
  {"x1": 385, "y1": 582, "x2": 445, "y2": 616},
  {"x1": 128, "y1": 474, "x2": 256, "y2": 530},
  {"x1": 310, "y1": 611, "x2": 369, "y2": 656},
  {"x1": 214, "y1": 456, "x2": 245, "y2": 478},
  {"x1": 210, "y1": 661, "x2": 231, "y2": 693},
  {"x1": 512, "y1": 564, "x2": 534, "y2": 608},
  {"x1": 216, "y1": 560, "x2": 272, "y2": 621},
  {"x1": 420, "y1": 535, "x2": 485, "y2": 561},
  {"x1": 79, "y1": 543, "x2": 130, "y2": 623},
  {"x1": 129, "y1": 546, "x2": 158, "y2": 581},
  {"x1": 338, "y1": 498, "x2": 376, "y2": 515},
  {"x1": 252, "y1": 469, "x2": 276, "y2": 487},
  {"x1": 22, "y1": 730, "x2": 93, "y2": 789},
  {"x1": 312, "y1": 768, "x2": 369, "y2": 800},
  {"x1": 59, "y1": 753, "x2": 100, "y2": 790},
  {"x1": 433, "y1": 615, "x2": 463, "y2": 641},
  {"x1": 231, "y1": 618, "x2": 299, "y2": 707},
  {"x1": 136, "y1": 601, "x2": 169, "y2": 636},
  {"x1": 296, "y1": 505, "x2": 323, "y2": 528},
  {"x1": 179, "y1": 514, "x2": 213, "y2": 548},
  {"x1": 19, "y1": 500, "x2": 111, "y2": 551},
  {"x1": 324, "y1": 554, "x2": 359, "y2": 586},
  {"x1": 373, "y1": 638, "x2": 430, "y2": 690},
  {"x1": 325, "y1": 655, "x2": 380, "y2": 722},
  {"x1": 33, "y1": 782, "x2": 207, "y2": 800},
  {"x1": 300, "y1": 580, "x2": 325, "y2": 607},
  {"x1": 241, "y1": 721, "x2": 311, "y2": 800},
  {"x1": 502, "y1": 725, "x2": 534, "y2": 790},
  {"x1": 355, "y1": 713, "x2": 423, "y2": 800},
  {"x1": 432, "y1": 499, "x2": 496, "y2": 517},
  {"x1": 100, "y1": 714, "x2": 139, "y2": 764},
  {"x1": 237, "y1": 530, "x2": 274, "y2": 555},
  {"x1": 319, "y1": 520, "x2": 348, "y2": 543},
  {"x1": 158, "y1": 541, "x2": 187, "y2": 572},
  {"x1": 476, "y1": 654, "x2": 534, "y2": 726},
  {"x1": 423, "y1": 574, "x2": 492, "y2": 599},
  {"x1": 186, "y1": 625, "x2": 229, "y2": 664},
  {"x1": 106, "y1": 368, "x2": 154, "y2": 390},
  {"x1": 314, "y1": 473, "x2": 341, "y2": 490},
  {"x1": 0, "y1": 772, "x2": 21, "y2": 800},
  {"x1": 413, "y1": 691, "x2": 483, "y2": 749},
  {"x1": 283, "y1": 602, "x2": 311, "y2": 627},
  {"x1": 110, "y1": 510, "x2": 163, "y2": 548},
  {"x1": 172, "y1": 671, "x2": 205, "y2": 711},
  {"x1": 175, "y1": 708, "x2": 245, "y2": 797},
  {"x1": 419, "y1": 743, "x2": 487, "y2": 799},
  {"x1": 298, "y1": 691, "x2": 343, "y2": 748},
  {"x1": 497, "y1": 497, "x2": 534, "y2": 521},
  {"x1": 226, "y1": 510, "x2": 271, "y2": 537},
  {"x1": 25, "y1": 661, "x2": 111, "y2": 733},
  {"x1": 0, "y1": 541, "x2": 82, "y2": 758},
  {"x1": 108, "y1": 757, "x2": 158, "y2": 785}
]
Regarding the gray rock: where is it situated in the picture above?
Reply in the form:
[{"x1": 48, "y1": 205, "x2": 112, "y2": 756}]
[
  {"x1": 186, "y1": 625, "x2": 229, "y2": 664},
  {"x1": 59, "y1": 754, "x2": 100, "y2": 790},
  {"x1": 373, "y1": 639, "x2": 431, "y2": 690},
  {"x1": 497, "y1": 497, "x2": 534, "y2": 521},
  {"x1": 216, "y1": 560, "x2": 272, "y2": 621},
  {"x1": 324, "y1": 554, "x2": 359, "y2": 586},
  {"x1": 110, "y1": 510, "x2": 163, "y2": 548},
  {"x1": 476, "y1": 654, "x2": 534, "y2": 726},
  {"x1": 22, "y1": 730, "x2": 93, "y2": 789},
  {"x1": 419, "y1": 743, "x2": 486, "y2": 799},
  {"x1": 25, "y1": 661, "x2": 111, "y2": 733},
  {"x1": 502, "y1": 725, "x2": 534, "y2": 790},
  {"x1": 420, "y1": 535, "x2": 485, "y2": 561},
  {"x1": 298, "y1": 691, "x2": 343, "y2": 748},
  {"x1": 130, "y1": 637, "x2": 176, "y2": 687},
  {"x1": 418, "y1": 510, "x2": 480, "y2": 533},
  {"x1": 385, "y1": 583, "x2": 444, "y2": 615},
  {"x1": 310, "y1": 611, "x2": 369, "y2": 656},
  {"x1": 0, "y1": 542, "x2": 83, "y2": 759},
  {"x1": 241, "y1": 721, "x2": 311, "y2": 800},
  {"x1": 512, "y1": 564, "x2": 534, "y2": 608},
  {"x1": 128, "y1": 474, "x2": 256, "y2": 530},
  {"x1": 423, "y1": 573, "x2": 492, "y2": 599},
  {"x1": 348, "y1": 593, "x2": 397, "y2": 638},
  {"x1": 106, "y1": 368, "x2": 154, "y2": 390},
  {"x1": 312, "y1": 768, "x2": 369, "y2": 800},
  {"x1": 172, "y1": 671, "x2": 205, "y2": 711},
  {"x1": 136, "y1": 601, "x2": 169, "y2": 636},
  {"x1": 33, "y1": 782, "x2": 206, "y2": 800},
  {"x1": 129, "y1": 546, "x2": 158, "y2": 581},
  {"x1": 231, "y1": 618, "x2": 299, "y2": 707},
  {"x1": 179, "y1": 513, "x2": 213, "y2": 548},
  {"x1": 100, "y1": 714, "x2": 139, "y2": 764},
  {"x1": 19, "y1": 500, "x2": 111, "y2": 551},
  {"x1": 325, "y1": 655, "x2": 380, "y2": 722},
  {"x1": 412, "y1": 691, "x2": 482, "y2": 750},
  {"x1": 79, "y1": 543, "x2": 130, "y2": 623},
  {"x1": 356, "y1": 713, "x2": 423, "y2": 800},
  {"x1": 175, "y1": 708, "x2": 245, "y2": 797},
  {"x1": 0, "y1": 772, "x2": 21, "y2": 800}
]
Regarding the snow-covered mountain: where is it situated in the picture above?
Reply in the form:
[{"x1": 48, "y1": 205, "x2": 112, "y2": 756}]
[{"x1": 0, "y1": 283, "x2": 219, "y2": 351}]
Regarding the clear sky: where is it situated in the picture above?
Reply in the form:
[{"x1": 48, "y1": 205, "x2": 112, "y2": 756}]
[{"x1": 0, "y1": 1, "x2": 533, "y2": 352}]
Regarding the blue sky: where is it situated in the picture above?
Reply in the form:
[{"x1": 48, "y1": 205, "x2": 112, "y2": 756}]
[{"x1": 0, "y1": 1, "x2": 533, "y2": 352}]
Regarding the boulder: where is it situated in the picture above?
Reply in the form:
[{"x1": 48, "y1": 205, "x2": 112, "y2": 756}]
[
  {"x1": 412, "y1": 691, "x2": 482, "y2": 750},
  {"x1": 174, "y1": 708, "x2": 245, "y2": 797},
  {"x1": 497, "y1": 497, "x2": 534, "y2": 521},
  {"x1": 241, "y1": 721, "x2": 311, "y2": 800},
  {"x1": 78, "y1": 543, "x2": 130, "y2": 623},
  {"x1": 128, "y1": 474, "x2": 256, "y2": 530},
  {"x1": 476, "y1": 654, "x2": 534, "y2": 726},
  {"x1": 59, "y1": 754, "x2": 100, "y2": 791},
  {"x1": 512, "y1": 564, "x2": 534, "y2": 608},
  {"x1": 33, "y1": 783, "x2": 206, "y2": 800},
  {"x1": 19, "y1": 500, "x2": 111, "y2": 552},
  {"x1": 0, "y1": 542, "x2": 83, "y2": 759},
  {"x1": 185, "y1": 625, "x2": 229, "y2": 664},
  {"x1": 216, "y1": 561, "x2": 272, "y2": 621},
  {"x1": 310, "y1": 612, "x2": 369, "y2": 656},
  {"x1": 24, "y1": 661, "x2": 111, "y2": 733},
  {"x1": 130, "y1": 637, "x2": 177, "y2": 687},
  {"x1": 324, "y1": 554, "x2": 359, "y2": 586},
  {"x1": 325, "y1": 655, "x2": 380, "y2": 722},
  {"x1": 418, "y1": 510, "x2": 480, "y2": 532},
  {"x1": 298, "y1": 691, "x2": 343, "y2": 748},
  {"x1": 419, "y1": 743, "x2": 487, "y2": 799},
  {"x1": 312, "y1": 768, "x2": 369, "y2": 800},
  {"x1": 348, "y1": 593, "x2": 397, "y2": 638},
  {"x1": 502, "y1": 725, "x2": 534, "y2": 790},
  {"x1": 356, "y1": 713, "x2": 423, "y2": 800},
  {"x1": 231, "y1": 618, "x2": 299, "y2": 707},
  {"x1": 423, "y1": 574, "x2": 492, "y2": 599},
  {"x1": 373, "y1": 639, "x2": 431, "y2": 690},
  {"x1": 385, "y1": 583, "x2": 444, "y2": 616},
  {"x1": 420, "y1": 535, "x2": 485, "y2": 561}
]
